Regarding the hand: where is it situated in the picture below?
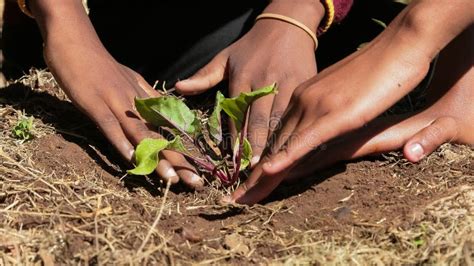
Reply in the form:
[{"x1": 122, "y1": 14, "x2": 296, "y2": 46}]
[
  {"x1": 227, "y1": 0, "x2": 474, "y2": 204},
  {"x1": 176, "y1": 0, "x2": 324, "y2": 166},
  {"x1": 31, "y1": 0, "x2": 203, "y2": 187},
  {"x1": 285, "y1": 25, "x2": 474, "y2": 180}
]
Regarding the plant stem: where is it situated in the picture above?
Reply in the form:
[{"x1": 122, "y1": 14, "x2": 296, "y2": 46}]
[
  {"x1": 174, "y1": 151, "x2": 228, "y2": 182},
  {"x1": 230, "y1": 109, "x2": 249, "y2": 185}
]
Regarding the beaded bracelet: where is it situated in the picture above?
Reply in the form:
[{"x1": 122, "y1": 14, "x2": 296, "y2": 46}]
[
  {"x1": 17, "y1": 0, "x2": 34, "y2": 18},
  {"x1": 318, "y1": 0, "x2": 336, "y2": 35}
]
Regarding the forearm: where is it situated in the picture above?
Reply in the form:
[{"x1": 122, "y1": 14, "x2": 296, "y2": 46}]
[
  {"x1": 389, "y1": 0, "x2": 474, "y2": 62},
  {"x1": 29, "y1": 0, "x2": 109, "y2": 58}
]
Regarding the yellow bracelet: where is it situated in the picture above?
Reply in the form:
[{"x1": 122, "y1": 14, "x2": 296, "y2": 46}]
[
  {"x1": 255, "y1": 13, "x2": 318, "y2": 50},
  {"x1": 319, "y1": 0, "x2": 335, "y2": 34},
  {"x1": 17, "y1": 0, "x2": 34, "y2": 18}
]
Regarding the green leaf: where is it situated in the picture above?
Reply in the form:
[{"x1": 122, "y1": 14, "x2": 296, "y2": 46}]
[
  {"x1": 240, "y1": 138, "x2": 253, "y2": 171},
  {"x1": 412, "y1": 238, "x2": 424, "y2": 248},
  {"x1": 167, "y1": 135, "x2": 187, "y2": 154},
  {"x1": 208, "y1": 91, "x2": 225, "y2": 144},
  {"x1": 12, "y1": 117, "x2": 34, "y2": 141},
  {"x1": 221, "y1": 84, "x2": 277, "y2": 131},
  {"x1": 135, "y1": 96, "x2": 199, "y2": 135},
  {"x1": 128, "y1": 138, "x2": 169, "y2": 175}
]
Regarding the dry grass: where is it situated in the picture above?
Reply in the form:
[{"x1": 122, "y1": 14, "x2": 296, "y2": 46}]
[
  {"x1": 280, "y1": 186, "x2": 473, "y2": 265},
  {"x1": 0, "y1": 70, "x2": 473, "y2": 265}
]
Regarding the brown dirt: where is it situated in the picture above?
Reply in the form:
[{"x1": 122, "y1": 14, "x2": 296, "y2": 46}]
[{"x1": 1, "y1": 73, "x2": 473, "y2": 264}]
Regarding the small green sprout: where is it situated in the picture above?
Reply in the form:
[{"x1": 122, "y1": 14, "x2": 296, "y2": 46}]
[{"x1": 12, "y1": 116, "x2": 35, "y2": 141}]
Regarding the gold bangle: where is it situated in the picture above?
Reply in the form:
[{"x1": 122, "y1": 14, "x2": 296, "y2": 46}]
[
  {"x1": 319, "y1": 0, "x2": 335, "y2": 34},
  {"x1": 255, "y1": 13, "x2": 318, "y2": 50},
  {"x1": 17, "y1": 0, "x2": 34, "y2": 18}
]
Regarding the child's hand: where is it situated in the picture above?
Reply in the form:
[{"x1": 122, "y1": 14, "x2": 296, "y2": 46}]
[
  {"x1": 32, "y1": 0, "x2": 203, "y2": 187},
  {"x1": 226, "y1": 0, "x2": 474, "y2": 205},
  {"x1": 176, "y1": 0, "x2": 324, "y2": 165}
]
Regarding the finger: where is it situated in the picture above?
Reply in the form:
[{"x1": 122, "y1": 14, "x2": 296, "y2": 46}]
[
  {"x1": 175, "y1": 51, "x2": 229, "y2": 95},
  {"x1": 403, "y1": 116, "x2": 458, "y2": 162},
  {"x1": 105, "y1": 94, "x2": 200, "y2": 186},
  {"x1": 86, "y1": 101, "x2": 135, "y2": 162},
  {"x1": 227, "y1": 78, "x2": 251, "y2": 146},
  {"x1": 259, "y1": 81, "x2": 299, "y2": 166},
  {"x1": 114, "y1": 109, "x2": 202, "y2": 186},
  {"x1": 161, "y1": 150, "x2": 204, "y2": 188},
  {"x1": 225, "y1": 162, "x2": 286, "y2": 205},
  {"x1": 117, "y1": 65, "x2": 149, "y2": 99},
  {"x1": 247, "y1": 94, "x2": 273, "y2": 167},
  {"x1": 156, "y1": 159, "x2": 180, "y2": 184},
  {"x1": 284, "y1": 112, "x2": 457, "y2": 181},
  {"x1": 263, "y1": 114, "x2": 352, "y2": 176},
  {"x1": 122, "y1": 65, "x2": 161, "y2": 97},
  {"x1": 264, "y1": 104, "x2": 302, "y2": 157},
  {"x1": 116, "y1": 110, "x2": 201, "y2": 187},
  {"x1": 285, "y1": 113, "x2": 416, "y2": 181}
]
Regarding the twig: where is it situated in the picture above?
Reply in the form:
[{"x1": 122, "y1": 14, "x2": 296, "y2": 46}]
[
  {"x1": 137, "y1": 179, "x2": 171, "y2": 253},
  {"x1": 0, "y1": 209, "x2": 82, "y2": 218},
  {"x1": 94, "y1": 195, "x2": 102, "y2": 261}
]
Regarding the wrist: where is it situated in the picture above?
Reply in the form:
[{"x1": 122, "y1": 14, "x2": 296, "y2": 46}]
[
  {"x1": 264, "y1": 0, "x2": 325, "y2": 31},
  {"x1": 394, "y1": 0, "x2": 474, "y2": 61},
  {"x1": 29, "y1": 0, "x2": 106, "y2": 55},
  {"x1": 29, "y1": 0, "x2": 89, "y2": 39}
]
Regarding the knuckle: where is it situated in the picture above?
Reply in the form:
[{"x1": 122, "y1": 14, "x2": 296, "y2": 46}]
[
  {"x1": 249, "y1": 112, "x2": 269, "y2": 129},
  {"x1": 269, "y1": 110, "x2": 285, "y2": 132},
  {"x1": 258, "y1": 71, "x2": 280, "y2": 88},
  {"x1": 292, "y1": 85, "x2": 307, "y2": 100},
  {"x1": 96, "y1": 114, "x2": 117, "y2": 127},
  {"x1": 425, "y1": 117, "x2": 457, "y2": 143},
  {"x1": 350, "y1": 113, "x2": 370, "y2": 129},
  {"x1": 318, "y1": 94, "x2": 347, "y2": 112},
  {"x1": 232, "y1": 68, "x2": 252, "y2": 84},
  {"x1": 303, "y1": 129, "x2": 323, "y2": 150}
]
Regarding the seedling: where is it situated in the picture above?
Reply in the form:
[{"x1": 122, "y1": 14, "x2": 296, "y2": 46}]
[
  {"x1": 128, "y1": 84, "x2": 277, "y2": 186},
  {"x1": 12, "y1": 116, "x2": 35, "y2": 142}
]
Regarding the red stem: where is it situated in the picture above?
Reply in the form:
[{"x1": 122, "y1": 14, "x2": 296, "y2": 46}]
[
  {"x1": 175, "y1": 151, "x2": 228, "y2": 181},
  {"x1": 229, "y1": 109, "x2": 249, "y2": 185}
]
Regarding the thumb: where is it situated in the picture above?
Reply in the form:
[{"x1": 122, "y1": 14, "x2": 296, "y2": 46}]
[
  {"x1": 403, "y1": 116, "x2": 458, "y2": 163},
  {"x1": 175, "y1": 51, "x2": 228, "y2": 95}
]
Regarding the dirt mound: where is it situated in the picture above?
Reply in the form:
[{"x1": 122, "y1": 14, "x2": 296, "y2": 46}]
[{"x1": 1, "y1": 75, "x2": 473, "y2": 264}]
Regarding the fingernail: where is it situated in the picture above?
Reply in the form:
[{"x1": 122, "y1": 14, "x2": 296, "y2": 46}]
[
  {"x1": 409, "y1": 143, "x2": 424, "y2": 160},
  {"x1": 251, "y1": 156, "x2": 260, "y2": 166},
  {"x1": 190, "y1": 173, "x2": 204, "y2": 186},
  {"x1": 164, "y1": 167, "x2": 178, "y2": 180}
]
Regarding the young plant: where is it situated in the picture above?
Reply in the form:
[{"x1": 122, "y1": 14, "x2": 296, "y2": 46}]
[
  {"x1": 128, "y1": 84, "x2": 277, "y2": 186},
  {"x1": 12, "y1": 116, "x2": 35, "y2": 142}
]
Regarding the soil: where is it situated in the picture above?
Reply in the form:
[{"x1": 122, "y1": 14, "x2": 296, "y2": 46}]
[{"x1": 1, "y1": 81, "x2": 473, "y2": 264}]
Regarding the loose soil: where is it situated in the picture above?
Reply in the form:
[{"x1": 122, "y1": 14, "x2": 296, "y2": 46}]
[{"x1": 1, "y1": 73, "x2": 473, "y2": 264}]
